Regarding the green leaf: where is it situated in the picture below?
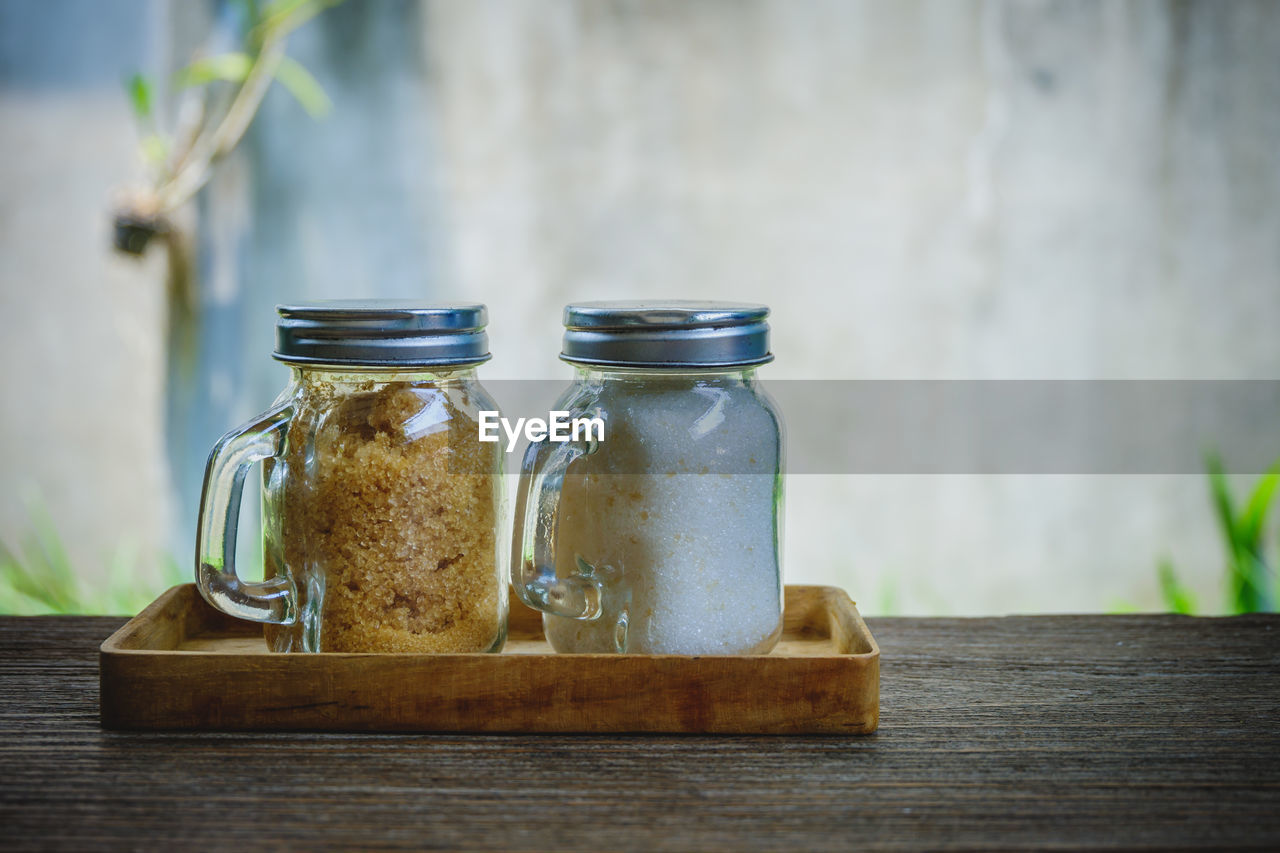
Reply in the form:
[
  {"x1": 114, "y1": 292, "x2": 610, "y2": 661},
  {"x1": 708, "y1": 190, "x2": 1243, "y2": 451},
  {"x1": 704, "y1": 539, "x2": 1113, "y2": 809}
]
[
  {"x1": 1206, "y1": 454, "x2": 1243, "y2": 564},
  {"x1": 140, "y1": 134, "x2": 171, "y2": 169},
  {"x1": 0, "y1": 514, "x2": 77, "y2": 613},
  {"x1": 173, "y1": 53, "x2": 254, "y2": 90},
  {"x1": 262, "y1": 0, "x2": 312, "y2": 19},
  {"x1": 0, "y1": 547, "x2": 47, "y2": 611},
  {"x1": 126, "y1": 73, "x2": 152, "y2": 121},
  {"x1": 1238, "y1": 466, "x2": 1279, "y2": 550},
  {"x1": 258, "y1": 0, "x2": 340, "y2": 39},
  {"x1": 28, "y1": 506, "x2": 80, "y2": 611},
  {"x1": 1157, "y1": 559, "x2": 1197, "y2": 615},
  {"x1": 1236, "y1": 552, "x2": 1275, "y2": 614},
  {"x1": 236, "y1": 0, "x2": 263, "y2": 27},
  {"x1": 273, "y1": 56, "x2": 332, "y2": 118},
  {"x1": 0, "y1": 571, "x2": 60, "y2": 616},
  {"x1": 1206, "y1": 453, "x2": 1279, "y2": 613}
]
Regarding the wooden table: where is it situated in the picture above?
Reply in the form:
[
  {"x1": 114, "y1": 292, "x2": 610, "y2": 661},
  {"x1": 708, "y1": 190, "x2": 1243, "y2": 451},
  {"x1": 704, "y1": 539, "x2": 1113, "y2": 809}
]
[{"x1": 1, "y1": 614, "x2": 1277, "y2": 851}]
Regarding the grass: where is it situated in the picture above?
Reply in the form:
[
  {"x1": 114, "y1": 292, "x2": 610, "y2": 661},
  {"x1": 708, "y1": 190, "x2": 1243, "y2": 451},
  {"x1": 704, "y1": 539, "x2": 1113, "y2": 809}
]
[
  {"x1": 1158, "y1": 455, "x2": 1278, "y2": 615},
  {"x1": 0, "y1": 504, "x2": 184, "y2": 616}
]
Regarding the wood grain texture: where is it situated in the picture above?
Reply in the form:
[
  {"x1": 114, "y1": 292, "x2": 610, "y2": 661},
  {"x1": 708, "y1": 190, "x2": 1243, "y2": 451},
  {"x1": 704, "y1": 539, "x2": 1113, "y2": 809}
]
[
  {"x1": 1, "y1": 613, "x2": 1278, "y2": 851},
  {"x1": 99, "y1": 585, "x2": 879, "y2": 735}
]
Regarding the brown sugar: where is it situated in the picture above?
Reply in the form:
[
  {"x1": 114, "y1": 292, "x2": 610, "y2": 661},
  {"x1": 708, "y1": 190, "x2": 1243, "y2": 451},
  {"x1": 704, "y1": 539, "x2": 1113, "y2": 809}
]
[{"x1": 270, "y1": 376, "x2": 503, "y2": 653}]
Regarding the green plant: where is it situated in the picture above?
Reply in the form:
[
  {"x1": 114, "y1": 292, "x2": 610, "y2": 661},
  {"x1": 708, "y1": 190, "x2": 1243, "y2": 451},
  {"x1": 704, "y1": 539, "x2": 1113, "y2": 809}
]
[
  {"x1": 1156, "y1": 558, "x2": 1197, "y2": 615},
  {"x1": 1208, "y1": 455, "x2": 1278, "y2": 613},
  {"x1": 0, "y1": 505, "x2": 184, "y2": 616},
  {"x1": 113, "y1": 0, "x2": 342, "y2": 256},
  {"x1": 1159, "y1": 455, "x2": 1278, "y2": 614}
]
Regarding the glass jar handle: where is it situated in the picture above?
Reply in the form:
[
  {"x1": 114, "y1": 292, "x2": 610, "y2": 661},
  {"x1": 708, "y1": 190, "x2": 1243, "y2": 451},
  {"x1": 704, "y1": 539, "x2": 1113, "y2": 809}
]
[
  {"x1": 515, "y1": 408, "x2": 604, "y2": 620},
  {"x1": 195, "y1": 402, "x2": 297, "y2": 624}
]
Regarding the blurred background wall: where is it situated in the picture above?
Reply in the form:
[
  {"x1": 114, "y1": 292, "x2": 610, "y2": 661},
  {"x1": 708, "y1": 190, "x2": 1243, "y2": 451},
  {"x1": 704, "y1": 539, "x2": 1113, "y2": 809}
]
[{"x1": 1, "y1": 0, "x2": 1277, "y2": 614}]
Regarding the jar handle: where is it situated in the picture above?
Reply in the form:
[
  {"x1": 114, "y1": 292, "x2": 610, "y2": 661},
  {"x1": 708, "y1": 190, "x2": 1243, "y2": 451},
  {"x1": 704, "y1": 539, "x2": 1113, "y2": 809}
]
[
  {"x1": 195, "y1": 402, "x2": 297, "y2": 624},
  {"x1": 514, "y1": 407, "x2": 605, "y2": 620}
]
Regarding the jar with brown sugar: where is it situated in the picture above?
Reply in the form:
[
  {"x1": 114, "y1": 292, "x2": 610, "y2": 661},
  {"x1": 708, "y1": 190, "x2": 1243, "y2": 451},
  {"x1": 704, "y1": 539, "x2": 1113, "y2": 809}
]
[{"x1": 196, "y1": 302, "x2": 507, "y2": 653}]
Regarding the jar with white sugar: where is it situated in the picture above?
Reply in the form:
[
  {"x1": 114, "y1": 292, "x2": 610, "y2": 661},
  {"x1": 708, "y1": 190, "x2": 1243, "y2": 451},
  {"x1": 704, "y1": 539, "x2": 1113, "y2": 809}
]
[{"x1": 513, "y1": 301, "x2": 784, "y2": 654}]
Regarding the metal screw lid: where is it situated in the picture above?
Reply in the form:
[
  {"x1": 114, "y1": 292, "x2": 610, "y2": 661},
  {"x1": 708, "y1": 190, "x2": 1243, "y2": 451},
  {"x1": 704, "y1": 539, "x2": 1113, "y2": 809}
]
[
  {"x1": 561, "y1": 300, "x2": 773, "y2": 368},
  {"x1": 274, "y1": 301, "x2": 490, "y2": 367}
]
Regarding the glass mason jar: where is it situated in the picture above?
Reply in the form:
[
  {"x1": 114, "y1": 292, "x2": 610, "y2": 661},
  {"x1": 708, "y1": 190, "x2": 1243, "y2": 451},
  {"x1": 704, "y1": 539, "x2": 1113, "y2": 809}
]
[
  {"x1": 196, "y1": 302, "x2": 507, "y2": 653},
  {"x1": 513, "y1": 301, "x2": 784, "y2": 654}
]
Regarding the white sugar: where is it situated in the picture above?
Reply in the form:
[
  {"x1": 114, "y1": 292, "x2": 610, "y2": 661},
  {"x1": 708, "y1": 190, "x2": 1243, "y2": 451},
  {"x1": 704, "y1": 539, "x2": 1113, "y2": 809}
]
[{"x1": 543, "y1": 378, "x2": 783, "y2": 654}]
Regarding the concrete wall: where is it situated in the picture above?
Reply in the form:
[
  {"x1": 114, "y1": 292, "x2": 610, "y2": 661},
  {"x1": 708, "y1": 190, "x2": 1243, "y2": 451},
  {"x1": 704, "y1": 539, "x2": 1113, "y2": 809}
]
[
  {"x1": 1, "y1": 0, "x2": 1277, "y2": 613},
  {"x1": 0, "y1": 0, "x2": 172, "y2": 591},
  {"x1": 423, "y1": 0, "x2": 1280, "y2": 613}
]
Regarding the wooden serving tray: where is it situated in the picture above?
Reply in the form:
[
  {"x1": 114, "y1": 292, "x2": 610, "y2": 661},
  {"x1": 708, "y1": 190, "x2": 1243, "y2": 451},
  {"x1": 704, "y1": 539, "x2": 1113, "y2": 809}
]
[{"x1": 100, "y1": 584, "x2": 879, "y2": 734}]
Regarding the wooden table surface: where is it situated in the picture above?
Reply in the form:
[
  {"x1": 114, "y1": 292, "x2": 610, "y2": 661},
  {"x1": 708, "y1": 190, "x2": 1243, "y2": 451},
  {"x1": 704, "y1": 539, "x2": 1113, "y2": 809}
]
[{"x1": 1, "y1": 614, "x2": 1277, "y2": 851}]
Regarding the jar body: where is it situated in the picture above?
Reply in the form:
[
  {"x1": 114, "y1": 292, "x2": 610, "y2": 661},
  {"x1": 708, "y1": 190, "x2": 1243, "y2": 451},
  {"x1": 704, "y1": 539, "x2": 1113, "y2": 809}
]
[
  {"x1": 263, "y1": 365, "x2": 507, "y2": 653},
  {"x1": 533, "y1": 367, "x2": 784, "y2": 654}
]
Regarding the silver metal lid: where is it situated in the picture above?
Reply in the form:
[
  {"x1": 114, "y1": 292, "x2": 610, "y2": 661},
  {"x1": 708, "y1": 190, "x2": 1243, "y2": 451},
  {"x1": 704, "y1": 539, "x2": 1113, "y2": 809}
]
[
  {"x1": 274, "y1": 301, "x2": 490, "y2": 367},
  {"x1": 561, "y1": 300, "x2": 773, "y2": 368}
]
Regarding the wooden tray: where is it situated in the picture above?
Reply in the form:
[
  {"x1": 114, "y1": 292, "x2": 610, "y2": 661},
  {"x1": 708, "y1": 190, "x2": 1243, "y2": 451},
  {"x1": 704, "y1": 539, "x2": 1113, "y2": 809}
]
[{"x1": 100, "y1": 584, "x2": 879, "y2": 734}]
